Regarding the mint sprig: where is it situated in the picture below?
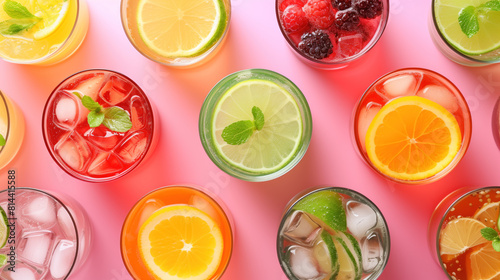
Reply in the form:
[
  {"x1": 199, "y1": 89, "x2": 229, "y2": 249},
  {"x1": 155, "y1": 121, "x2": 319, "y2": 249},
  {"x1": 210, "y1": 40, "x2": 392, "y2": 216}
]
[
  {"x1": 73, "y1": 92, "x2": 132, "y2": 133},
  {"x1": 0, "y1": 0, "x2": 41, "y2": 36},
  {"x1": 458, "y1": 0, "x2": 500, "y2": 38},
  {"x1": 481, "y1": 227, "x2": 500, "y2": 252},
  {"x1": 0, "y1": 134, "x2": 5, "y2": 146},
  {"x1": 222, "y1": 106, "x2": 265, "y2": 145}
]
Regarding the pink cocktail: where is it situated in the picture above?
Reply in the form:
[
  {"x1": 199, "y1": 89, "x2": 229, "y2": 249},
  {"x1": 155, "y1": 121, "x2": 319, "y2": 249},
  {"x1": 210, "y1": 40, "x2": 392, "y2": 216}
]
[{"x1": 43, "y1": 69, "x2": 158, "y2": 182}]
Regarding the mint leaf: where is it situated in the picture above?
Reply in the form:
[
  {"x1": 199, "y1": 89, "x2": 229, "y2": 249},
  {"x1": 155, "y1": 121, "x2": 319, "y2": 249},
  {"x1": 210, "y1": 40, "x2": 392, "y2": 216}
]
[
  {"x1": 481, "y1": 0, "x2": 500, "y2": 11},
  {"x1": 88, "y1": 110, "x2": 104, "y2": 128},
  {"x1": 102, "y1": 107, "x2": 132, "y2": 132},
  {"x1": 3, "y1": 0, "x2": 38, "y2": 19},
  {"x1": 252, "y1": 106, "x2": 264, "y2": 131},
  {"x1": 0, "y1": 134, "x2": 5, "y2": 146},
  {"x1": 493, "y1": 238, "x2": 500, "y2": 252},
  {"x1": 81, "y1": 96, "x2": 102, "y2": 112},
  {"x1": 459, "y1": 6, "x2": 479, "y2": 38},
  {"x1": 481, "y1": 227, "x2": 499, "y2": 241},
  {"x1": 0, "y1": 18, "x2": 38, "y2": 35},
  {"x1": 222, "y1": 120, "x2": 254, "y2": 145}
]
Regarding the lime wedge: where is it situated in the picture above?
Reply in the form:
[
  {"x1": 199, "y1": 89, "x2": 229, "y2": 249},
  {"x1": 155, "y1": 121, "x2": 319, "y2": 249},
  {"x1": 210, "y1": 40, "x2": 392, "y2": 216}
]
[
  {"x1": 294, "y1": 190, "x2": 347, "y2": 232},
  {"x1": 137, "y1": 0, "x2": 227, "y2": 58},
  {"x1": 313, "y1": 231, "x2": 339, "y2": 279},
  {"x1": 32, "y1": 0, "x2": 71, "y2": 40},
  {"x1": 434, "y1": 0, "x2": 500, "y2": 55},
  {"x1": 0, "y1": 207, "x2": 9, "y2": 248},
  {"x1": 212, "y1": 79, "x2": 303, "y2": 174},
  {"x1": 334, "y1": 232, "x2": 362, "y2": 280}
]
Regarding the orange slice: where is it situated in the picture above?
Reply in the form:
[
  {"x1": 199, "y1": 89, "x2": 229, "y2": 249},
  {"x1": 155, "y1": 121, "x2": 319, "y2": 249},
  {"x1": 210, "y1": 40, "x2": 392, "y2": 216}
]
[
  {"x1": 138, "y1": 205, "x2": 223, "y2": 280},
  {"x1": 365, "y1": 96, "x2": 461, "y2": 181},
  {"x1": 474, "y1": 202, "x2": 500, "y2": 230},
  {"x1": 440, "y1": 218, "x2": 488, "y2": 255},
  {"x1": 467, "y1": 243, "x2": 500, "y2": 280}
]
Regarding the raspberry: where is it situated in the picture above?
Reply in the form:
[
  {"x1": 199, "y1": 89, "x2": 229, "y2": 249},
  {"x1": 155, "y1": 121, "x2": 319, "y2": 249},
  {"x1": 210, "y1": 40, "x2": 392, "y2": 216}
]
[
  {"x1": 282, "y1": 5, "x2": 309, "y2": 33},
  {"x1": 303, "y1": 0, "x2": 335, "y2": 29},
  {"x1": 335, "y1": 9, "x2": 360, "y2": 31},
  {"x1": 332, "y1": 0, "x2": 352, "y2": 10},
  {"x1": 279, "y1": 0, "x2": 305, "y2": 12},
  {"x1": 354, "y1": 0, "x2": 383, "y2": 19},
  {"x1": 298, "y1": 30, "x2": 334, "y2": 59}
]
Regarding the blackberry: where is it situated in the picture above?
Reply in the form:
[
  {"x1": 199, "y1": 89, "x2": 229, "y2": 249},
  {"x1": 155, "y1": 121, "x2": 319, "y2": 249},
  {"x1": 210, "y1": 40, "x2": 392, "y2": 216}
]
[
  {"x1": 335, "y1": 9, "x2": 360, "y2": 31},
  {"x1": 332, "y1": 0, "x2": 352, "y2": 10},
  {"x1": 298, "y1": 30, "x2": 334, "y2": 60},
  {"x1": 354, "y1": 0, "x2": 383, "y2": 19}
]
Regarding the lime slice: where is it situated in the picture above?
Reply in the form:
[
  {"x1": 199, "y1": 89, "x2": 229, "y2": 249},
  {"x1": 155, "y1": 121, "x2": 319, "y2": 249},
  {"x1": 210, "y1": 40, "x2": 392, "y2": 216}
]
[
  {"x1": 313, "y1": 231, "x2": 339, "y2": 279},
  {"x1": 434, "y1": 0, "x2": 500, "y2": 55},
  {"x1": 0, "y1": 207, "x2": 9, "y2": 248},
  {"x1": 0, "y1": 254, "x2": 6, "y2": 266},
  {"x1": 32, "y1": 0, "x2": 71, "y2": 40},
  {"x1": 137, "y1": 0, "x2": 227, "y2": 58},
  {"x1": 212, "y1": 79, "x2": 303, "y2": 175},
  {"x1": 294, "y1": 190, "x2": 347, "y2": 232},
  {"x1": 334, "y1": 233, "x2": 362, "y2": 280}
]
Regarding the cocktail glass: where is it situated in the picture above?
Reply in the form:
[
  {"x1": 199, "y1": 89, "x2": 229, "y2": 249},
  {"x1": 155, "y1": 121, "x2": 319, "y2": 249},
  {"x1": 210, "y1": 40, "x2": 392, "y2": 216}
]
[
  {"x1": 0, "y1": 0, "x2": 89, "y2": 65},
  {"x1": 0, "y1": 91, "x2": 25, "y2": 171},
  {"x1": 121, "y1": 185, "x2": 234, "y2": 280},
  {"x1": 0, "y1": 187, "x2": 92, "y2": 279},
  {"x1": 275, "y1": 0, "x2": 389, "y2": 69},
  {"x1": 120, "y1": 0, "x2": 231, "y2": 67},
  {"x1": 353, "y1": 68, "x2": 472, "y2": 184},
  {"x1": 277, "y1": 186, "x2": 390, "y2": 280},
  {"x1": 428, "y1": 186, "x2": 500, "y2": 280},
  {"x1": 199, "y1": 69, "x2": 312, "y2": 182},
  {"x1": 42, "y1": 69, "x2": 159, "y2": 182}
]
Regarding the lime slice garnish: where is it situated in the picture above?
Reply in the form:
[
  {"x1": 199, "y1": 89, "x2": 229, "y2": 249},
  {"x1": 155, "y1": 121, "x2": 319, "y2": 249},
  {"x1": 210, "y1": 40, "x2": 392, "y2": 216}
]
[
  {"x1": 334, "y1": 232, "x2": 362, "y2": 280},
  {"x1": 313, "y1": 231, "x2": 340, "y2": 279},
  {"x1": 0, "y1": 207, "x2": 9, "y2": 248},
  {"x1": 0, "y1": 254, "x2": 6, "y2": 267},
  {"x1": 32, "y1": 0, "x2": 71, "y2": 40},
  {"x1": 212, "y1": 79, "x2": 303, "y2": 175},
  {"x1": 137, "y1": 0, "x2": 227, "y2": 58},
  {"x1": 434, "y1": 0, "x2": 500, "y2": 55},
  {"x1": 293, "y1": 190, "x2": 347, "y2": 232}
]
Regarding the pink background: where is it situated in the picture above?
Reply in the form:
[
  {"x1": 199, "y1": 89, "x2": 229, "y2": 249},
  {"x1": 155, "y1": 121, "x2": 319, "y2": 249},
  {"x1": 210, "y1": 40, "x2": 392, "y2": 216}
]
[{"x1": 1, "y1": 0, "x2": 500, "y2": 279}]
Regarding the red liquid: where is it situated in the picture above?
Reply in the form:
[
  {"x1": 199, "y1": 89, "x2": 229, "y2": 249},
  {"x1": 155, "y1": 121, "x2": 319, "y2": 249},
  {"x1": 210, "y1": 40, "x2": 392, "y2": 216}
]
[{"x1": 43, "y1": 70, "x2": 155, "y2": 181}]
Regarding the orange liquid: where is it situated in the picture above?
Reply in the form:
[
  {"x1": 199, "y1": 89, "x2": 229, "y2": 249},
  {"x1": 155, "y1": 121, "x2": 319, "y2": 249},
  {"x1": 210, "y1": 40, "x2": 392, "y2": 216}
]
[{"x1": 121, "y1": 186, "x2": 233, "y2": 280}]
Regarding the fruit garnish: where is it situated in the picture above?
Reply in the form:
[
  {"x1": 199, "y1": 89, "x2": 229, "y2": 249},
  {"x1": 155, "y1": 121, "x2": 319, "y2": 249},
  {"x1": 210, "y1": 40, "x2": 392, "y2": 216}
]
[
  {"x1": 0, "y1": 134, "x2": 5, "y2": 146},
  {"x1": 474, "y1": 202, "x2": 500, "y2": 230},
  {"x1": 466, "y1": 242, "x2": 500, "y2": 280},
  {"x1": 440, "y1": 218, "x2": 489, "y2": 255},
  {"x1": 0, "y1": 207, "x2": 9, "y2": 248},
  {"x1": 298, "y1": 30, "x2": 334, "y2": 59},
  {"x1": 355, "y1": 0, "x2": 383, "y2": 19},
  {"x1": 303, "y1": 0, "x2": 335, "y2": 29},
  {"x1": 293, "y1": 190, "x2": 347, "y2": 232}
]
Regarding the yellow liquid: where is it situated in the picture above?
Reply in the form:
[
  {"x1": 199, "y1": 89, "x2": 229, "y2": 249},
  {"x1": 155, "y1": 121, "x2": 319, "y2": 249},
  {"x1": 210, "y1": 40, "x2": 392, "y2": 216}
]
[
  {"x1": 0, "y1": 91, "x2": 25, "y2": 171},
  {"x1": 0, "y1": 0, "x2": 89, "y2": 65}
]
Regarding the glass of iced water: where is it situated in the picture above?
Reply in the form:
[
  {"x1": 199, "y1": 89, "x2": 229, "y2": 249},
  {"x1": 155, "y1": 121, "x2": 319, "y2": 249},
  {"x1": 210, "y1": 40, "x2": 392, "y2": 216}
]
[
  {"x1": 277, "y1": 186, "x2": 390, "y2": 280},
  {"x1": 0, "y1": 187, "x2": 92, "y2": 279}
]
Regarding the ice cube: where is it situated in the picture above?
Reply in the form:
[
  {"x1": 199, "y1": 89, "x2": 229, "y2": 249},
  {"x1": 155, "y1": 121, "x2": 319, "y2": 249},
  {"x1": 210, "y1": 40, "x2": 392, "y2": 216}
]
[
  {"x1": 114, "y1": 131, "x2": 148, "y2": 164},
  {"x1": 130, "y1": 95, "x2": 149, "y2": 131},
  {"x1": 71, "y1": 73, "x2": 106, "y2": 100},
  {"x1": 337, "y1": 34, "x2": 364, "y2": 59},
  {"x1": 287, "y1": 246, "x2": 323, "y2": 280},
  {"x1": 19, "y1": 231, "x2": 53, "y2": 265},
  {"x1": 189, "y1": 195, "x2": 218, "y2": 223},
  {"x1": 138, "y1": 199, "x2": 163, "y2": 227},
  {"x1": 55, "y1": 132, "x2": 92, "y2": 172},
  {"x1": 99, "y1": 75, "x2": 134, "y2": 106},
  {"x1": 57, "y1": 207, "x2": 76, "y2": 239},
  {"x1": 87, "y1": 152, "x2": 124, "y2": 176},
  {"x1": 361, "y1": 231, "x2": 383, "y2": 273},
  {"x1": 55, "y1": 95, "x2": 78, "y2": 129},
  {"x1": 382, "y1": 74, "x2": 418, "y2": 98},
  {"x1": 346, "y1": 200, "x2": 377, "y2": 240},
  {"x1": 417, "y1": 85, "x2": 459, "y2": 113},
  {"x1": 357, "y1": 102, "x2": 381, "y2": 151},
  {"x1": 282, "y1": 211, "x2": 323, "y2": 247},
  {"x1": 1, "y1": 264, "x2": 37, "y2": 280},
  {"x1": 50, "y1": 240, "x2": 77, "y2": 279},
  {"x1": 83, "y1": 126, "x2": 124, "y2": 151},
  {"x1": 20, "y1": 194, "x2": 57, "y2": 229}
]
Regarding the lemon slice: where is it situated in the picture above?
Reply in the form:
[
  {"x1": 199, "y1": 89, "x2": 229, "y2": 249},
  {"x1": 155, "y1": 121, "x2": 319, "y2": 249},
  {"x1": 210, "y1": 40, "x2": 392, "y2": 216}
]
[
  {"x1": 138, "y1": 205, "x2": 223, "y2": 280},
  {"x1": 212, "y1": 79, "x2": 303, "y2": 175},
  {"x1": 440, "y1": 218, "x2": 488, "y2": 255},
  {"x1": 434, "y1": 0, "x2": 500, "y2": 55},
  {"x1": 32, "y1": 0, "x2": 71, "y2": 40},
  {"x1": 137, "y1": 0, "x2": 227, "y2": 58}
]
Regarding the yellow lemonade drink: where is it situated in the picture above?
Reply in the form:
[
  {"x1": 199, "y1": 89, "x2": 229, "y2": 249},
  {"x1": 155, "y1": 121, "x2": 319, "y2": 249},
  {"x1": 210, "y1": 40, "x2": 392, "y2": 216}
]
[
  {"x1": 0, "y1": 0, "x2": 89, "y2": 65},
  {"x1": 0, "y1": 90, "x2": 24, "y2": 171}
]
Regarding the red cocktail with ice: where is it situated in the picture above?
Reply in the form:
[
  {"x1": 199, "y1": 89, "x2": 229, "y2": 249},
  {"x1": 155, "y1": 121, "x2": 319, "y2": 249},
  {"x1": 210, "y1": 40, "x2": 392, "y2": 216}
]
[{"x1": 43, "y1": 69, "x2": 157, "y2": 182}]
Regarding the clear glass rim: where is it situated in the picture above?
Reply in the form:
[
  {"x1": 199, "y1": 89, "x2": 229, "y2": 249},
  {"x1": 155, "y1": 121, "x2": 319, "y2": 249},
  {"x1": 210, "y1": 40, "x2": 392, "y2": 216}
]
[
  {"x1": 0, "y1": 90, "x2": 10, "y2": 155},
  {"x1": 352, "y1": 67, "x2": 473, "y2": 185},
  {"x1": 42, "y1": 68, "x2": 157, "y2": 183},
  {"x1": 274, "y1": 0, "x2": 390, "y2": 67},
  {"x1": 276, "y1": 186, "x2": 391, "y2": 280},
  {"x1": 0, "y1": 187, "x2": 80, "y2": 279},
  {"x1": 120, "y1": 184, "x2": 234, "y2": 280},
  {"x1": 199, "y1": 68, "x2": 313, "y2": 182}
]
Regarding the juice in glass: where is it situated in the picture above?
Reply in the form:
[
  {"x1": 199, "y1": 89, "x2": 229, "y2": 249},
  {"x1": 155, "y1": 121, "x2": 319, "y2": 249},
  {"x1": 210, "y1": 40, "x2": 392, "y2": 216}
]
[
  {"x1": 428, "y1": 186, "x2": 500, "y2": 280},
  {"x1": 276, "y1": 0, "x2": 389, "y2": 69},
  {"x1": 277, "y1": 186, "x2": 390, "y2": 280},
  {"x1": 121, "y1": 0, "x2": 231, "y2": 67},
  {"x1": 0, "y1": 90, "x2": 24, "y2": 171},
  {"x1": 199, "y1": 69, "x2": 312, "y2": 182},
  {"x1": 353, "y1": 68, "x2": 472, "y2": 184},
  {"x1": 0, "y1": 187, "x2": 92, "y2": 279},
  {"x1": 42, "y1": 69, "x2": 158, "y2": 182},
  {"x1": 0, "y1": 0, "x2": 89, "y2": 65},
  {"x1": 430, "y1": 0, "x2": 500, "y2": 66},
  {"x1": 121, "y1": 185, "x2": 233, "y2": 280}
]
